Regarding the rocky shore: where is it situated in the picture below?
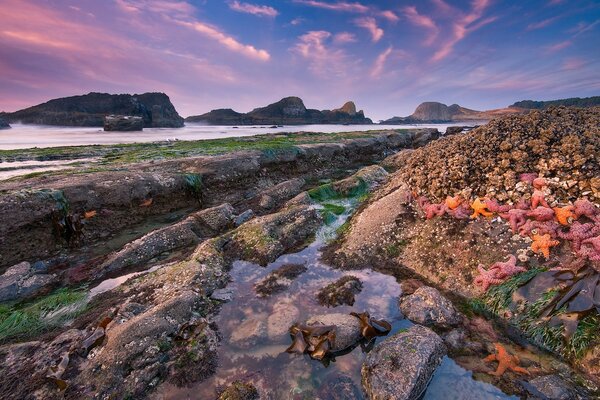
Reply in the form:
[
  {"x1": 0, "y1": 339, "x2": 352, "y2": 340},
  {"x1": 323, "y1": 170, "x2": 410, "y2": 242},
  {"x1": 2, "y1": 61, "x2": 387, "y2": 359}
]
[{"x1": 1, "y1": 108, "x2": 599, "y2": 399}]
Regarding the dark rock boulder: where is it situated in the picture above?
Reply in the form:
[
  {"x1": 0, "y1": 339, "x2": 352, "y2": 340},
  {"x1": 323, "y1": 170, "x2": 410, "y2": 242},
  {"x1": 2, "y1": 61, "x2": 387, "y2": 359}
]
[
  {"x1": 257, "y1": 178, "x2": 306, "y2": 210},
  {"x1": 399, "y1": 286, "x2": 462, "y2": 329},
  {"x1": 5, "y1": 92, "x2": 184, "y2": 128},
  {"x1": 361, "y1": 325, "x2": 446, "y2": 400},
  {"x1": 103, "y1": 115, "x2": 143, "y2": 131},
  {"x1": 0, "y1": 117, "x2": 10, "y2": 129},
  {"x1": 0, "y1": 261, "x2": 57, "y2": 302},
  {"x1": 525, "y1": 375, "x2": 575, "y2": 400}
]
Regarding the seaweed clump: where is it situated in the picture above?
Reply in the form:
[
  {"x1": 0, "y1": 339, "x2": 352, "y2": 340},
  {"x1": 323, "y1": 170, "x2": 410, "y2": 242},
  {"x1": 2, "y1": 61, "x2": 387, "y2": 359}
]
[{"x1": 317, "y1": 276, "x2": 363, "y2": 307}]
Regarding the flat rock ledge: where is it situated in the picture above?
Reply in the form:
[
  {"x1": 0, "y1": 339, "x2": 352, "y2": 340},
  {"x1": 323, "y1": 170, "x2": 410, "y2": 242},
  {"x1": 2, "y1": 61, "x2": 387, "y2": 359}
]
[{"x1": 361, "y1": 325, "x2": 446, "y2": 400}]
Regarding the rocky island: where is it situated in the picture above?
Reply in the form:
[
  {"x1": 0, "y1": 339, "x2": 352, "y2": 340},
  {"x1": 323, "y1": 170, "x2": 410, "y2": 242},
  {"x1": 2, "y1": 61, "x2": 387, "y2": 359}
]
[
  {"x1": 2, "y1": 92, "x2": 184, "y2": 128},
  {"x1": 382, "y1": 95, "x2": 600, "y2": 124},
  {"x1": 186, "y1": 97, "x2": 373, "y2": 125},
  {"x1": 0, "y1": 107, "x2": 599, "y2": 399}
]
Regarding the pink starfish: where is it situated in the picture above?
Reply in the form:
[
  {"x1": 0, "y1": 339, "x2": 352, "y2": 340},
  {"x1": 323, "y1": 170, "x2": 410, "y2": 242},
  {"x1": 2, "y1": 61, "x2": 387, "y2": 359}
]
[
  {"x1": 488, "y1": 255, "x2": 526, "y2": 279},
  {"x1": 527, "y1": 206, "x2": 555, "y2": 222},
  {"x1": 557, "y1": 222, "x2": 600, "y2": 251},
  {"x1": 574, "y1": 199, "x2": 599, "y2": 222},
  {"x1": 499, "y1": 209, "x2": 528, "y2": 233},
  {"x1": 474, "y1": 265, "x2": 506, "y2": 291},
  {"x1": 423, "y1": 202, "x2": 448, "y2": 219},
  {"x1": 532, "y1": 178, "x2": 546, "y2": 190},
  {"x1": 486, "y1": 199, "x2": 512, "y2": 213},
  {"x1": 519, "y1": 173, "x2": 538, "y2": 184},
  {"x1": 514, "y1": 197, "x2": 531, "y2": 210},
  {"x1": 531, "y1": 190, "x2": 550, "y2": 209},
  {"x1": 449, "y1": 203, "x2": 471, "y2": 219},
  {"x1": 417, "y1": 196, "x2": 430, "y2": 209},
  {"x1": 519, "y1": 220, "x2": 560, "y2": 238},
  {"x1": 581, "y1": 236, "x2": 600, "y2": 261}
]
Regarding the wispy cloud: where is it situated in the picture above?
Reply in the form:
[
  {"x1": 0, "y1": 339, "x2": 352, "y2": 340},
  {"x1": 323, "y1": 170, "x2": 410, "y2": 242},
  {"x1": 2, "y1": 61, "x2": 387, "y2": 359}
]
[
  {"x1": 228, "y1": 1, "x2": 278, "y2": 17},
  {"x1": 334, "y1": 32, "x2": 357, "y2": 43},
  {"x1": 431, "y1": 0, "x2": 496, "y2": 62},
  {"x1": 380, "y1": 10, "x2": 399, "y2": 22},
  {"x1": 293, "y1": 0, "x2": 369, "y2": 13},
  {"x1": 292, "y1": 30, "x2": 353, "y2": 77},
  {"x1": 370, "y1": 46, "x2": 393, "y2": 78},
  {"x1": 545, "y1": 40, "x2": 572, "y2": 52},
  {"x1": 526, "y1": 16, "x2": 559, "y2": 31},
  {"x1": 175, "y1": 19, "x2": 270, "y2": 61},
  {"x1": 561, "y1": 57, "x2": 586, "y2": 71},
  {"x1": 290, "y1": 17, "x2": 305, "y2": 25},
  {"x1": 402, "y1": 6, "x2": 439, "y2": 45},
  {"x1": 354, "y1": 17, "x2": 383, "y2": 42},
  {"x1": 569, "y1": 19, "x2": 600, "y2": 37}
]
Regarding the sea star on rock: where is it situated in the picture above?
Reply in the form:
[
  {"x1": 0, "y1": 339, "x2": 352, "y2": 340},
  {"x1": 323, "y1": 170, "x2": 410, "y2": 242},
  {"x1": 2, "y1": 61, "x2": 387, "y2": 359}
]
[
  {"x1": 445, "y1": 196, "x2": 462, "y2": 210},
  {"x1": 532, "y1": 178, "x2": 546, "y2": 190},
  {"x1": 527, "y1": 206, "x2": 555, "y2": 222},
  {"x1": 581, "y1": 236, "x2": 600, "y2": 262},
  {"x1": 500, "y1": 209, "x2": 528, "y2": 233},
  {"x1": 486, "y1": 199, "x2": 512, "y2": 213},
  {"x1": 519, "y1": 220, "x2": 560, "y2": 238},
  {"x1": 488, "y1": 255, "x2": 526, "y2": 279},
  {"x1": 519, "y1": 173, "x2": 538, "y2": 184},
  {"x1": 471, "y1": 198, "x2": 494, "y2": 219},
  {"x1": 449, "y1": 203, "x2": 472, "y2": 219},
  {"x1": 531, "y1": 233, "x2": 560, "y2": 259},
  {"x1": 417, "y1": 196, "x2": 430, "y2": 209},
  {"x1": 514, "y1": 197, "x2": 531, "y2": 210},
  {"x1": 574, "y1": 199, "x2": 599, "y2": 222},
  {"x1": 553, "y1": 205, "x2": 577, "y2": 226},
  {"x1": 423, "y1": 202, "x2": 448, "y2": 219},
  {"x1": 474, "y1": 265, "x2": 506, "y2": 291},
  {"x1": 558, "y1": 222, "x2": 600, "y2": 251},
  {"x1": 483, "y1": 343, "x2": 529, "y2": 376},
  {"x1": 531, "y1": 190, "x2": 550, "y2": 209}
]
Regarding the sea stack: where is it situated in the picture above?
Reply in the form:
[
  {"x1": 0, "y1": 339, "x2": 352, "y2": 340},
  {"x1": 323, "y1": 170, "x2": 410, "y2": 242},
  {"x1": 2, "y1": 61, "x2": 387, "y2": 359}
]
[{"x1": 103, "y1": 115, "x2": 143, "y2": 131}]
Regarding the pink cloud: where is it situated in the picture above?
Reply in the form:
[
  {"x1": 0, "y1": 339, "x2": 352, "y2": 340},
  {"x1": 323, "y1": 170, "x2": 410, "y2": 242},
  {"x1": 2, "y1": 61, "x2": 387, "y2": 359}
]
[
  {"x1": 175, "y1": 19, "x2": 270, "y2": 61},
  {"x1": 293, "y1": 0, "x2": 369, "y2": 13},
  {"x1": 370, "y1": 46, "x2": 393, "y2": 78},
  {"x1": 561, "y1": 58, "x2": 586, "y2": 70},
  {"x1": 402, "y1": 6, "x2": 439, "y2": 45},
  {"x1": 354, "y1": 17, "x2": 383, "y2": 42},
  {"x1": 334, "y1": 32, "x2": 357, "y2": 44},
  {"x1": 291, "y1": 30, "x2": 353, "y2": 77},
  {"x1": 380, "y1": 10, "x2": 399, "y2": 22},
  {"x1": 431, "y1": 0, "x2": 496, "y2": 62},
  {"x1": 545, "y1": 40, "x2": 572, "y2": 52},
  {"x1": 228, "y1": 1, "x2": 278, "y2": 17},
  {"x1": 526, "y1": 16, "x2": 559, "y2": 31}
]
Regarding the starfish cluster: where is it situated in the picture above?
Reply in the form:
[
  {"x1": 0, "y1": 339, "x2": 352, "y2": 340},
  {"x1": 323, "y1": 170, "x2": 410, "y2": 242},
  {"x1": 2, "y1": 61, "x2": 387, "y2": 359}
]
[{"x1": 416, "y1": 176, "x2": 600, "y2": 262}]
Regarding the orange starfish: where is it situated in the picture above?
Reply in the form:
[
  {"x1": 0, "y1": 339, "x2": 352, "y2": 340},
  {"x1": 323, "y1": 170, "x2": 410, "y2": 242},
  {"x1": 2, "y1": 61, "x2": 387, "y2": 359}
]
[
  {"x1": 140, "y1": 198, "x2": 153, "y2": 207},
  {"x1": 553, "y1": 205, "x2": 577, "y2": 226},
  {"x1": 83, "y1": 210, "x2": 97, "y2": 219},
  {"x1": 483, "y1": 343, "x2": 529, "y2": 376},
  {"x1": 531, "y1": 233, "x2": 559, "y2": 259},
  {"x1": 445, "y1": 195, "x2": 462, "y2": 210},
  {"x1": 470, "y1": 197, "x2": 493, "y2": 219}
]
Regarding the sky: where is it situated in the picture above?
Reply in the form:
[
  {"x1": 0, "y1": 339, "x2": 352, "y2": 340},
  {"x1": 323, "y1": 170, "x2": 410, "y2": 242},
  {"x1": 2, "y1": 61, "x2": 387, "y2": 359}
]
[{"x1": 0, "y1": 0, "x2": 599, "y2": 121}]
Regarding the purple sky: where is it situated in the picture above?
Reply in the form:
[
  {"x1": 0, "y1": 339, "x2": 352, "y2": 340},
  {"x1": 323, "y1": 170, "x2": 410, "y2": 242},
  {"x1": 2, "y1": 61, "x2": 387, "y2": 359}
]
[{"x1": 0, "y1": 0, "x2": 598, "y2": 121}]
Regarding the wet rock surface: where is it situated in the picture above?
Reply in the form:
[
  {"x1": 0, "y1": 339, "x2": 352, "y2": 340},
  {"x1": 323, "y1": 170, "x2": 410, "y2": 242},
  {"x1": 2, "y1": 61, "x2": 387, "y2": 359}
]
[
  {"x1": 217, "y1": 380, "x2": 260, "y2": 400},
  {"x1": 525, "y1": 374, "x2": 576, "y2": 400},
  {"x1": 317, "y1": 275, "x2": 363, "y2": 307},
  {"x1": 305, "y1": 313, "x2": 363, "y2": 352},
  {"x1": 0, "y1": 261, "x2": 57, "y2": 302},
  {"x1": 399, "y1": 286, "x2": 462, "y2": 329},
  {"x1": 257, "y1": 177, "x2": 305, "y2": 210},
  {"x1": 361, "y1": 325, "x2": 447, "y2": 400}
]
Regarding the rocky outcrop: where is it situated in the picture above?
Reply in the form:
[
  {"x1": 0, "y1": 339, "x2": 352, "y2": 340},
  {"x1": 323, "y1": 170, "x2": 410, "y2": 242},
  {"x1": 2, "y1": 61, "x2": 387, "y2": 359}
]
[
  {"x1": 399, "y1": 286, "x2": 462, "y2": 329},
  {"x1": 380, "y1": 101, "x2": 523, "y2": 124},
  {"x1": 186, "y1": 97, "x2": 373, "y2": 125},
  {"x1": 0, "y1": 261, "x2": 57, "y2": 302},
  {"x1": 361, "y1": 325, "x2": 446, "y2": 400},
  {"x1": 5, "y1": 92, "x2": 184, "y2": 128},
  {"x1": 512, "y1": 95, "x2": 600, "y2": 110},
  {"x1": 103, "y1": 115, "x2": 143, "y2": 131},
  {"x1": 0, "y1": 117, "x2": 9, "y2": 129}
]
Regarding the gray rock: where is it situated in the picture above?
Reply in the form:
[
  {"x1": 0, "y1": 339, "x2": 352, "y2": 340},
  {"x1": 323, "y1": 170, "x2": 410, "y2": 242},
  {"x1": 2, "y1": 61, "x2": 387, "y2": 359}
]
[
  {"x1": 258, "y1": 178, "x2": 305, "y2": 210},
  {"x1": 399, "y1": 286, "x2": 462, "y2": 329},
  {"x1": 305, "y1": 313, "x2": 362, "y2": 352},
  {"x1": 0, "y1": 261, "x2": 57, "y2": 302},
  {"x1": 103, "y1": 115, "x2": 143, "y2": 131},
  {"x1": 361, "y1": 325, "x2": 446, "y2": 400},
  {"x1": 210, "y1": 287, "x2": 234, "y2": 302},
  {"x1": 411, "y1": 128, "x2": 440, "y2": 148},
  {"x1": 316, "y1": 374, "x2": 362, "y2": 400},
  {"x1": 284, "y1": 191, "x2": 312, "y2": 207},
  {"x1": 235, "y1": 209, "x2": 254, "y2": 226},
  {"x1": 31, "y1": 261, "x2": 49, "y2": 274},
  {"x1": 526, "y1": 375, "x2": 575, "y2": 400}
]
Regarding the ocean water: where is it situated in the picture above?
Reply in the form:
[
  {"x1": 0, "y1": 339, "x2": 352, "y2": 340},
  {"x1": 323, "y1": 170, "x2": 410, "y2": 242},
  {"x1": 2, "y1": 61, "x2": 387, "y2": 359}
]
[{"x1": 0, "y1": 122, "x2": 477, "y2": 150}]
